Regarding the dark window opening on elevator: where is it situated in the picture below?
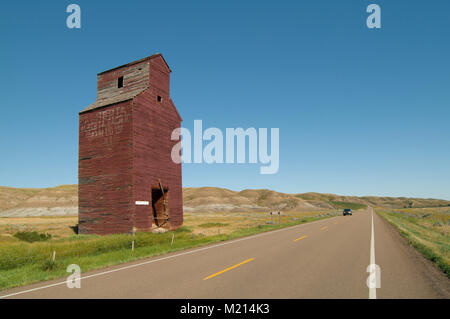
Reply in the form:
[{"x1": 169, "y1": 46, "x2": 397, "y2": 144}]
[
  {"x1": 157, "y1": 96, "x2": 162, "y2": 102},
  {"x1": 118, "y1": 76, "x2": 124, "y2": 88}
]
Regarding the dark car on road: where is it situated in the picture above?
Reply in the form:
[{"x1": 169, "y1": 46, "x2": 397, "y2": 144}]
[{"x1": 343, "y1": 208, "x2": 353, "y2": 216}]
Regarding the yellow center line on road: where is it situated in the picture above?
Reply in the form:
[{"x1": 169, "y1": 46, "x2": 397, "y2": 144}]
[
  {"x1": 204, "y1": 258, "x2": 254, "y2": 280},
  {"x1": 321, "y1": 226, "x2": 328, "y2": 230},
  {"x1": 293, "y1": 235, "x2": 308, "y2": 242}
]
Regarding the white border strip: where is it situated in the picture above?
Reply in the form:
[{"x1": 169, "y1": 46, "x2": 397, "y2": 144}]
[
  {"x1": 135, "y1": 201, "x2": 149, "y2": 206},
  {"x1": 0, "y1": 216, "x2": 335, "y2": 299}
]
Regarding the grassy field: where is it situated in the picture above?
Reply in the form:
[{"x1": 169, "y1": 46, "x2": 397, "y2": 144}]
[
  {"x1": 0, "y1": 210, "x2": 337, "y2": 291},
  {"x1": 377, "y1": 207, "x2": 450, "y2": 277}
]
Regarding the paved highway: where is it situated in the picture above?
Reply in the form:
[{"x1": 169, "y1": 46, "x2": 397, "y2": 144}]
[{"x1": 1, "y1": 208, "x2": 449, "y2": 299}]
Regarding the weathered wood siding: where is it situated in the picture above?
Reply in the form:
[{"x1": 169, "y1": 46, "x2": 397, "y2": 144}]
[
  {"x1": 97, "y1": 60, "x2": 150, "y2": 103},
  {"x1": 78, "y1": 101, "x2": 134, "y2": 235},
  {"x1": 78, "y1": 54, "x2": 183, "y2": 235},
  {"x1": 133, "y1": 58, "x2": 183, "y2": 229}
]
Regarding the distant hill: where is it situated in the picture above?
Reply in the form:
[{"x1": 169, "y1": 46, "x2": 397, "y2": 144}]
[
  {"x1": 0, "y1": 185, "x2": 78, "y2": 217},
  {"x1": 0, "y1": 185, "x2": 449, "y2": 217}
]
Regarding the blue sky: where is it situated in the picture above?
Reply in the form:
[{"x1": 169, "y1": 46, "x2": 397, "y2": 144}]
[{"x1": 1, "y1": 0, "x2": 449, "y2": 199}]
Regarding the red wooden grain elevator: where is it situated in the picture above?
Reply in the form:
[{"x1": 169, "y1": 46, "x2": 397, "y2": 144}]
[{"x1": 78, "y1": 54, "x2": 183, "y2": 235}]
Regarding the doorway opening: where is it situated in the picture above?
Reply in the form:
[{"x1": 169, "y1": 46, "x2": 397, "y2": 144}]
[{"x1": 151, "y1": 185, "x2": 169, "y2": 227}]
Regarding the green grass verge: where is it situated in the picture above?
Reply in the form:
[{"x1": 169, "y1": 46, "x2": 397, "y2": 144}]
[
  {"x1": 0, "y1": 214, "x2": 333, "y2": 291},
  {"x1": 377, "y1": 210, "x2": 449, "y2": 278},
  {"x1": 14, "y1": 231, "x2": 52, "y2": 243},
  {"x1": 329, "y1": 201, "x2": 367, "y2": 210}
]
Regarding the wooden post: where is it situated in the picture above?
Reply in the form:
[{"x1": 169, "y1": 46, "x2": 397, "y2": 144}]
[
  {"x1": 52, "y1": 250, "x2": 56, "y2": 262},
  {"x1": 171, "y1": 233, "x2": 175, "y2": 245},
  {"x1": 132, "y1": 240, "x2": 135, "y2": 251}
]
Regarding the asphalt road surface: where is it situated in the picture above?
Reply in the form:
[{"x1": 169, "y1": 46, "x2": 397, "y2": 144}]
[{"x1": 1, "y1": 208, "x2": 449, "y2": 299}]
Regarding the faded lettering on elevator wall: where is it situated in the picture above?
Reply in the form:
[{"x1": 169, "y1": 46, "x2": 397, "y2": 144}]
[{"x1": 80, "y1": 106, "x2": 131, "y2": 139}]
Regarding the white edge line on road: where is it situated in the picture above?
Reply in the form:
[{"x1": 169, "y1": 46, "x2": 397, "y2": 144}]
[
  {"x1": 0, "y1": 215, "x2": 336, "y2": 299},
  {"x1": 369, "y1": 208, "x2": 376, "y2": 299}
]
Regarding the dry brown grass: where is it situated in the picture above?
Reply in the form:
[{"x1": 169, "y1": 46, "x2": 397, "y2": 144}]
[
  {"x1": 0, "y1": 210, "x2": 332, "y2": 240},
  {"x1": 183, "y1": 211, "x2": 328, "y2": 236},
  {"x1": 0, "y1": 216, "x2": 78, "y2": 241}
]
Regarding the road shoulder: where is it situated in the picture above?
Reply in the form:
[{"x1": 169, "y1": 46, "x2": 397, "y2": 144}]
[{"x1": 376, "y1": 212, "x2": 450, "y2": 298}]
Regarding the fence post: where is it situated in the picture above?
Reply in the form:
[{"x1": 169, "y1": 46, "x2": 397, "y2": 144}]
[
  {"x1": 171, "y1": 233, "x2": 175, "y2": 245},
  {"x1": 132, "y1": 240, "x2": 135, "y2": 251},
  {"x1": 52, "y1": 250, "x2": 56, "y2": 262}
]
